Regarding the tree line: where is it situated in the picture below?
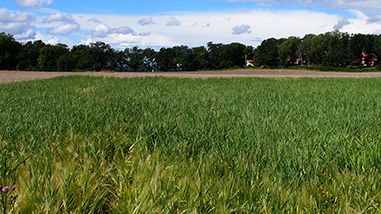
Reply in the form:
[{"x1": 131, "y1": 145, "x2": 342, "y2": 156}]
[
  {"x1": 1, "y1": 31, "x2": 381, "y2": 72},
  {"x1": 256, "y1": 31, "x2": 381, "y2": 69},
  {"x1": 0, "y1": 32, "x2": 251, "y2": 71}
]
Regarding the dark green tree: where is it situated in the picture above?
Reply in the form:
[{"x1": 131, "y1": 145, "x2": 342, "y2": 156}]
[
  {"x1": 113, "y1": 50, "x2": 129, "y2": 72},
  {"x1": 71, "y1": 42, "x2": 116, "y2": 71},
  {"x1": 0, "y1": 33, "x2": 21, "y2": 70},
  {"x1": 37, "y1": 44, "x2": 70, "y2": 71},
  {"x1": 156, "y1": 47, "x2": 176, "y2": 71},
  {"x1": 17, "y1": 40, "x2": 45, "y2": 70},
  {"x1": 299, "y1": 34, "x2": 314, "y2": 66},
  {"x1": 142, "y1": 48, "x2": 157, "y2": 71},
  {"x1": 278, "y1": 36, "x2": 301, "y2": 66},
  {"x1": 90, "y1": 42, "x2": 114, "y2": 71},
  {"x1": 323, "y1": 31, "x2": 352, "y2": 67},
  {"x1": 186, "y1": 46, "x2": 209, "y2": 71},
  {"x1": 225, "y1": 42, "x2": 247, "y2": 68},
  {"x1": 374, "y1": 35, "x2": 381, "y2": 56},
  {"x1": 127, "y1": 47, "x2": 145, "y2": 71},
  {"x1": 207, "y1": 42, "x2": 247, "y2": 69},
  {"x1": 207, "y1": 42, "x2": 224, "y2": 69},
  {"x1": 255, "y1": 38, "x2": 279, "y2": 68},
  {"x1": 310, "y1": 34, "x2": 328, "y2": 65},
  {"x1": 57, "y1": 54, "x2": 74, "y2": 71},
  {"x1": 349, "y1": 33, "x2": 376, "y2": 65},
  {"x1": 172, "y1": 46, "x2": 191, "y2": 71},
  {"x1": 71, "y1": 44, "x2": 93, "y2": 70}
]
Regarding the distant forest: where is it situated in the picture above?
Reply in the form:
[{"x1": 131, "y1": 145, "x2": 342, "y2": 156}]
[{"x1": 1, "y1": 31, "x2": 381, "y2": 72}]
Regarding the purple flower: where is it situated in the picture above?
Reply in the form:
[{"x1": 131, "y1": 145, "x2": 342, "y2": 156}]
[{"x1": 2, "y1": 186, "x2": 10, "y2": 193}]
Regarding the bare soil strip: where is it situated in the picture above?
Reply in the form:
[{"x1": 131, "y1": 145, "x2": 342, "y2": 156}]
[{"x1": 1, "y1": 69, "x2": 381, "y2": 84}]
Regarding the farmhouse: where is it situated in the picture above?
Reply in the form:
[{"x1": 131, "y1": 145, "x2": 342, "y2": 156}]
[
  {"x1": 370, "y1": 53, "x2": 378, "y2": 67},
  {"x1": 287, "y1": 54, "x2": 302, "y2": 65},
  {"x1": 361, "y1": 52, "x2": 378, "y2": 67},
  {"x1": 245, "y1": 55, "x2": 255, "y2": 67}
]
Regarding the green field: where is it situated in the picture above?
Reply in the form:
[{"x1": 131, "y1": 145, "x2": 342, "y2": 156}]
[{"x1": 1, "y1": 76, "x2": 381, "y2": 213}]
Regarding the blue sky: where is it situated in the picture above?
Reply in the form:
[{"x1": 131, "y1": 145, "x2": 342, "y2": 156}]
[
  {"x1": 3, "y1": 0, "x2": 352, "y2": 16},
  {"x1": 1, "y1": 0, "x2": 381, "y2": 49}
]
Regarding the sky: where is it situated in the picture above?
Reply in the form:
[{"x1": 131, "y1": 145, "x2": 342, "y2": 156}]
[{"x1": 1, "y1": 0, "x2": 381, "y2": 49}]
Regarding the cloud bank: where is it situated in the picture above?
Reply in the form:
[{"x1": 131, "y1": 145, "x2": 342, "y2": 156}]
[
  {"x1": 2, "y1": 1, "x2": 381, "y2": 49},
  {"x1": 44, "y1": 12, "x2": 80, "y2": 35},
  {"x1": 17, "y1": 0, "x2": 53, "y2": 8},
  {"x1": 0, "y1": 8, "x2": 35, "y2": 35}
]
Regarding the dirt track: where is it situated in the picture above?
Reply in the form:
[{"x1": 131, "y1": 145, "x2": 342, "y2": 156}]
[{"x1": 1, "y1": 69, "x2": 381, "y2": 84}]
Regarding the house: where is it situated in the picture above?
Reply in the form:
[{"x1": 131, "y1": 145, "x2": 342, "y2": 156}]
[
  {"x1": 361, "y1": 51, "x2": 368, "y2": 66},
  {"x1": 370, "y1": 53, "x2": 378, "y2": 67},
  {"x1": 245, "y1": 55, "x2": 255, "y2": 67},
  {"x1": 287, "y1": 54, "x2": 302, "y2": 65},
  {"x1": 295, "y1": 58, "x2": 302, "y2": 65},
  {"x1": 361, "y1": 52, "x2": 378, "y2": 67}
]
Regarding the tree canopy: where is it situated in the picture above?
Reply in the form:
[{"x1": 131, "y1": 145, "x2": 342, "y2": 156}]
[
  {"x1": 0, "y1": 31, "x2": 380, "y2": 71},
  {"x1": 254, "y1": 31, "x2": 381, "y2": 69}
]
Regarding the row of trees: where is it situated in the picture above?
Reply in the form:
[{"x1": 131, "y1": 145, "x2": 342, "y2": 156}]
[
  {"x1": 1, "y1": 31, "x2": 381, "y2": 71},
  {"x1": 0, "y1": 32, "x2": 252, "y2": 71},
  {"x1": 256, "y1": 31, "x2": 381, "y2": 68}
]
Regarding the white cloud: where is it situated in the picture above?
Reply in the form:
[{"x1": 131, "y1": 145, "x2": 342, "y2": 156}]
[
  {"x1": 0, "y1": 8, "x2": 35, "y2": 23},
  {"x1": 44, "y1": 12, "x2": 75, "y2": 23},
  {"x1": 15, "y1": 29, "x2": 37, "y2": 41},
  {"x1": 88, "y1": 18, "x2": 102, "y2": 24},
  {"x1": 92, "y1": 23, "x2": 111, "y2": 38},
  {"x1": 0, "y1": 22, "x2": 33, "y2": 35},
  {"x1": 48, "y1": 22, "x2": 79, "y2": 34},
  {"x1": 113, "y1": 26, "x2": 135, "y2": 34},
  {"x1": 35, "y1": 31, "x2": 60, "y2": 44},
  {"x1": 333, "y1": 18, "x2": 351, "y2": 30},
  {"x1": 17, "y1": 0, "x2": 53, "y2": 8},
  {"x1": 74, "y1": 9, "x2": 346, "y2": 48},
  {"x1": 193, "y1": 21, "x2": 211, "y2": 27},
  {"x1": 336, "y1": 11, "x2": 381, "y2": 34},
  {"x1": 106, "y1": 33, "x2": 174, "y2": 49},
  {"x1": 5, "y1": 6, "x2": 381, "y2": 49},
  {"x1": 165, "y1": 17, "x2": 181, "y2": 26},
  {"x1": 0, "y1": 8, "x2": 35, "y2": 36},
  {"x1": 300, "y1": 0, "x2": 381, "y2": 10},
  {"x1": 137, "y1": 17, "x2": 155, "y2": 26},
  {"x1": 228, "y1": 0, "x2": 381, "y2": 17},
  {"x1": 15, "y1": 30, "x2": 36, "y2": 41},
  {"x1": 367, "y1": 16, "x2": 381, "y2": 24},
  {"x1": 114, "y1": 27, "x2": 150, "y2": 36},
  {"x1": 232, "y1": 24, "x2": 252, "y2": 35},
  {"x1": 90, "y1": 22, "x2": 148, "y2": 39},
  {"x1": 228, "y1": 0, "x2": 381, "y2": 9},
  {"x1": 43, "y1": 12, "x2": 80, "y2": 35}
]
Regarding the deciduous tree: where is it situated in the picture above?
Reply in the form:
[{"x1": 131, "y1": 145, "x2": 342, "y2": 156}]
[{"x1": 0, "y1": 33, "x2": 21, "y2": 70}]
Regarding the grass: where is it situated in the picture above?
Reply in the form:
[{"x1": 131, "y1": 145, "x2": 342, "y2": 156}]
[
  {"x1": 1, "y1": 76, "x2": 381, "y2": 213},
  {"x1": 248, "y1": 65, "x2": 381, "y2": 72}
]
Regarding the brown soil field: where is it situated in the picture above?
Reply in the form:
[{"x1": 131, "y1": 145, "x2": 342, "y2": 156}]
[{"x1": 1, "y1": 69, "x2": 381, "y2": 84}]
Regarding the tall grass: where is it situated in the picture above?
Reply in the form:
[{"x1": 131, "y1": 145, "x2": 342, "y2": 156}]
[{"x1": 1, "y1": 76, "x2": 381, "y2": 212}]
